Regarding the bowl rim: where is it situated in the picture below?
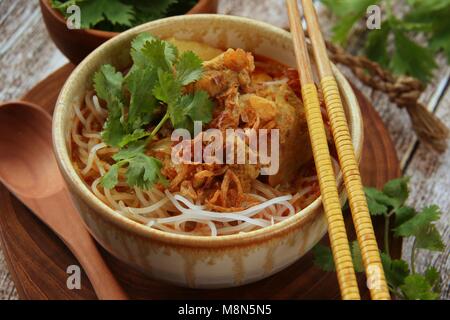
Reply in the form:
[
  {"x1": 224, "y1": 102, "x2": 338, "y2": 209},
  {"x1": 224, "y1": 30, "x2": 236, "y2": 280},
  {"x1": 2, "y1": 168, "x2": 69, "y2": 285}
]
[
  {"x1": 40, "y1": 0, "x2": 216, "y2": 39},
  {"x1": 52, "y1": 14, "x2": 363, "y2": 248}
]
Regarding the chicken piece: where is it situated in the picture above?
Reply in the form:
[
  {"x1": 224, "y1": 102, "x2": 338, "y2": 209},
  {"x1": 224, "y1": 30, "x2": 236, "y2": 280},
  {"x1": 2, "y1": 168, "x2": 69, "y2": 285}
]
[
  {"x1": 196, "y1": 48, "x2": 255, "y2": 97},
  {"x1": 263, "y1": 84, "x2": 312, "y2": 187},
  {"x1": 239, "y1": 94, "x2": 278, "y2": 123}
]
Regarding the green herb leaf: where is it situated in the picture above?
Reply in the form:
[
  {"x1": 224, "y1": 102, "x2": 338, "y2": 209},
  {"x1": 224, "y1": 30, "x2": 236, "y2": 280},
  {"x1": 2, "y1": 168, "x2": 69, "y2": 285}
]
[
  {"x1": 126, "y1": 154, "x2": 167, "y2": 189},
  {"x1": 179, "y1": 90, "x2": 214, "y2": 124},
  {"x1": 380, "y1": 252, "x2": 410, "y2": 288},
  {"x1": 125, "y1": 66, "x2": 158, "y2": 130},
  {"x1": 364, "y1": 187, "x2": 395, "y2": 213},
  {"x1": 176, "y1": 51, "x2": 203, "y2": 85},
  {"x1": 312, "y1": 244, "x2": 335, "y2": 272},
  {"x1": 390, "y1": 29, "x2": 437, "y2": 83},
  {"x1": 118, "y1": 129, "x2": 150, "y2": 148},
  {"x1": 394, "y1": 205, "x2": 440, "y2": 237},
  {"x1": 394, "y1": 206, "x2": 417, "y2": 227},
  {"x1": 395, "y1": 205, "x2": 444, "y2": 251},
  {"x1": 424, "y1": 267, "x2": 440, "y2": 289},
  {"x1": 382, "y1": 176, "x2": 410, "y2": 209},
  {"x1": 401, "y1": 274, "x2": 440, "y2": 300},
  {"x1": 94, "y1": 64, "x2": 124, "y2": 105},
  {"x1": 351, "y1": 241, "x2": 364, "y2": 273},
  {"x1": 101, "y1": 98, "x2": 127, "y2": 147},
  {"x1": 365, "y1": 21, "x2": 391, "y2": 68},
  {"x1": 79, "y1": 0, "x2": 135, "y2": 29},
  {"x1": 321, "y1": 0, "x2": 380, "y2": 45},
  {"x1": 153, "y1": 70, "x2": 182, "y2": 105},
  {"x1": 100, "y1": 163, "x2": 120, "y2": 189},
  {"x1": 142, "y1": 39, "x2": 178, "y2": 72}
]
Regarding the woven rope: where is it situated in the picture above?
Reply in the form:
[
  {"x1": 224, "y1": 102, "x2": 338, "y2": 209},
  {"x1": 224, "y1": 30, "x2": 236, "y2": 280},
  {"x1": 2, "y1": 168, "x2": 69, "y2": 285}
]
[{"x1": 323, "y1": 39, "x2": 449, "y2": 152}]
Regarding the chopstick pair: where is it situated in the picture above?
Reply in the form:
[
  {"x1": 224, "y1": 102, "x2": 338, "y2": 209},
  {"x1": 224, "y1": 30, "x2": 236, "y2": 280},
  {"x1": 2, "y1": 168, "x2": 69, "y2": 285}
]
[{"x1": 286, "y1": 0, "x2": 390, "y2": 300}]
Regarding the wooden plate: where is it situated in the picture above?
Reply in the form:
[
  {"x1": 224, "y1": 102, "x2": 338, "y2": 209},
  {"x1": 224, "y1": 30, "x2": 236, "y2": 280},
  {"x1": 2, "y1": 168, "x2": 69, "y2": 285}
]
[{"x1": 0, "y1": 64, "x2": 401, "y2": 300}]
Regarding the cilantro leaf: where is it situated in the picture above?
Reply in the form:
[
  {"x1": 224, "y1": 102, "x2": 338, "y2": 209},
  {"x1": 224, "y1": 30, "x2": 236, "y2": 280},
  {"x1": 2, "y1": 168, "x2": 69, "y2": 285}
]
[
  {"x1": 118, "y1": 129, "x2": 150, "y2": 148},
  {"x1": 94, "y1": 64, "x2": 124, "y2": 105},
  {"x1": 365, "y1": 21, "x2": 391, "y2": 69},
  {"x1": 351, "y1": 241, "x2": 364, "y2": 273},
  {"x1": 321, "y1": 0, "x2": 380, "y2": 45},
  {"x1": 142, "y1": 39, "x2": 178, "y2": 72},
  {"x1": 101, "y1": 163, "x2": 120, "y2": 189},
  {"x1": 79, "y1": 0, "x2": 135, "y2": 29},
  {"x1": 176, "y1": 51, "x2": 203, "y2": 85},
  {"x1": 179, "y1": 90, "x2": 214, "y2": 124},
  {"x1": 364, "y1": 187, "x2": 394, "y2": 213},
  {"x1": 390, "y1": 28, "x2": 437, "y2": 83},
  {"x1": 113, "y1": 142, "x2": 146, "y2": 161},
  {"x1": 424, "y1": 267, "x2": 440, "y2": 289},
  {"x1": 129, "y1": 33, "x2": 156, "y2": 68},
  {"x1": 400, "y1": 274, "x2": 440, "y2": 300},
  {"x1": 394, "y1": 206, "x2": 417, "y2": 227},
  {"x1": 394, "y1": 205, "x2": 440, "y2": 237},
  {"x1": 101, "y1": 98, "x2": 127, "y2": 147},
  {"x1": 312, "y1": 244, "x2": 335, "y2": 272},
  {"x1": 126, "y1": 154, "x2": 167, "y2": 189},
  {"x1": 382, "y1": 176, "x2": 410, "y2": 209},
  {"x1": 395, "y1": 205, "x2": 444, "y2": 251},
  {"x1": 380, "y1": 252, "x2": 410, "y2": 288},
  {"x1": 125, "y1": 66, "x2": 158, "y2": 130},
  {"x1": 153, "y1": 70, "x2": 182, "y2": 106}
]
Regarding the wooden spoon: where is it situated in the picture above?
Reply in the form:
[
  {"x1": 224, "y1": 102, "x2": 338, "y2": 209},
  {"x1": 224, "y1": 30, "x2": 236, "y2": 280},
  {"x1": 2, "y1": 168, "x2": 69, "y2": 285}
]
[{"x1": 0, "y1": 101, "x2": 128, "y2": 300}]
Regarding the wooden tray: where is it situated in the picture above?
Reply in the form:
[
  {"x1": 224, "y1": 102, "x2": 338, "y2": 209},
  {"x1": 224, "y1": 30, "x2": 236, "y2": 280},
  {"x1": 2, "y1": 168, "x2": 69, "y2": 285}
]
[{"x1": 0, "y1": 64, "x2": 401, "y2": 300}]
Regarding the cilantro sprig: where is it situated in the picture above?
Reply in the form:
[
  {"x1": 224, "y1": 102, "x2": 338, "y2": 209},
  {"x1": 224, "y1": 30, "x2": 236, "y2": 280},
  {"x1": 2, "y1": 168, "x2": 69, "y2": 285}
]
[
  {"x1": 50, "y1": 0, "x2": 198, "y2": 32},
  {"x1": 312, "y1": 177, "x2": 445, "y2": 300},
  {"x1": 93, "y1": 33, "x2": 213, "y2": 190},
  {"x1": 321, "y1": 0, "x2": 450, "y2": 83}
]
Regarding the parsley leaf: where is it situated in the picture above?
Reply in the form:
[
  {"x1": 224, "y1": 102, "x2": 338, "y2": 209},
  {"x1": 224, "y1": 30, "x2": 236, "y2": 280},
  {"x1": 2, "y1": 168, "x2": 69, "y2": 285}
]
[
  {"x1": 101, "y1": 163, "x2": 120, "y2": 190},
  {"x1": 126, "y1": 154, "x2": 167, "y2": 189},
  {"x1": 51, "y1": 0, "x2": 197, "y2": 32},
  {"x1": 101, "y1": 98, "x2": 127, "y2": 147},
  {"x1": 390, "y1": 28, "x2": 437, "y2": 83},
  {"x1": 125, "y1": 66, "x2": 158, "y2": 130},
  {"x1": 96, "y1": 34, "x2": 213, "y2": 190},
  {"x1": 365, "y1": 21, "x2": 391, "y2": 68},
  {"x1": 394, "y1": 205, "x2": 444, "y2": 251},
  {"x1": 382, "y1": 176, "x2": 410, "y2": 209},
  {"x1": 101, "y1": 142, "x2": 166, "y2": 189},
  {"x1": 142, "y1": 39, "x2": 178, "y2": 72},
  {"x1": 401, "y1": 274, "x2": 440, "y2": 300},
  {"x1": 94, "y1": 64, "x2": 124, "y2": 105},
  {"x1": 312, "y1": 244, "x2": 335, "y2": 272},
  {"x1": 321, "y1": 0, "x2": 381, "y2": 45},
  {"x1": 380, "y1": 252, "x2": 410, "y2": 288},
  {"x1": 176, "y1": 51, "x2": 203, "y2": 85}
]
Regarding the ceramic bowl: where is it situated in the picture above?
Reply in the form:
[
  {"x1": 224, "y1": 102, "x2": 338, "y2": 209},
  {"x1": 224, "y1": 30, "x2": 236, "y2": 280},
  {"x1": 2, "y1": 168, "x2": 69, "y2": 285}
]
[
  {"x1": 52, "y1": 14, "x2": 363, "y2": 289},
  {"x1": 39, "y1": 0, "x2": 218, "y2": 64}
]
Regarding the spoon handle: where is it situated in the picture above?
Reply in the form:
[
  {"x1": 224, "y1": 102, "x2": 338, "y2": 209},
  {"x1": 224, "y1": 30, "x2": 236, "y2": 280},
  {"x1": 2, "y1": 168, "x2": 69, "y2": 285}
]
[
  {"x1": 20, "y1": 190, "x2": 128, "y2": 300},
  {"x1": 65, "y1": 232, "x2": 128, "y2": 300}
]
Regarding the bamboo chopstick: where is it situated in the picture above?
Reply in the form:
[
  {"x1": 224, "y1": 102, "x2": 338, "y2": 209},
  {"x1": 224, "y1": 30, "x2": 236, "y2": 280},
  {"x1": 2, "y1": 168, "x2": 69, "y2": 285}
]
[
  {"x1": 299, "y1": 0, "x2": 390, "y2": 300},
  {"x1": 286, "y1": 0, "x2": 360, "y2": 300}
]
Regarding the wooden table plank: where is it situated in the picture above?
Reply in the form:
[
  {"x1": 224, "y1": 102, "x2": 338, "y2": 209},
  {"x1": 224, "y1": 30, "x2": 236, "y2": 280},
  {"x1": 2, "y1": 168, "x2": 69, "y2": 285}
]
[{"x1": 402, "y1": 87, "x2": 450, "y2": 299}]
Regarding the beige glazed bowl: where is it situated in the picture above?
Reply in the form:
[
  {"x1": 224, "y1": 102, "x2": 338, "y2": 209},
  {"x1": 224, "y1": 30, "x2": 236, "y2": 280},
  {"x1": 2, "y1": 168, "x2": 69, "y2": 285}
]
[{"x1": 52, "y1": 15, "x2": 363, "y2": 289}]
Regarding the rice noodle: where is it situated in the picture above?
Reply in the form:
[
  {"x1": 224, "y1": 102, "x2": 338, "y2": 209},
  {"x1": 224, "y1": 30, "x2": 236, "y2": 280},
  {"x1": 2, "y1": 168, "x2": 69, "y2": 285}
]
[{"x1": 71, "y1": 83, "x2": 325, "y2": 236}]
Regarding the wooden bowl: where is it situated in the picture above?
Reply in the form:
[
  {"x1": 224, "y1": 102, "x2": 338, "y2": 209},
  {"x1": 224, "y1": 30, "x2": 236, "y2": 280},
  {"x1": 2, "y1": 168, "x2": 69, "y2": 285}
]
[
  {"x1": 39, "y1": 0, "x2": 218, "y2": 64},
  {"x1": 52, "y1": 15, "x2": 363, "y2": 289}
]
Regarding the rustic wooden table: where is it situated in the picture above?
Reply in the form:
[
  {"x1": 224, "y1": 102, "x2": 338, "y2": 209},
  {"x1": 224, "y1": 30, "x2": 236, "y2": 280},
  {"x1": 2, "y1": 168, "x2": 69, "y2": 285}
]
[{"x1": 0, "y1": 0, "x2": 448, "y2": 300}]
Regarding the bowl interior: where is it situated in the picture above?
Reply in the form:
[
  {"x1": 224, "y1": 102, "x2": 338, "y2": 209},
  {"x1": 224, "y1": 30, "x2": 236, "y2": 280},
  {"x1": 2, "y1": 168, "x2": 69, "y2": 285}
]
[{"x1": 53, "y1": 14, "x2": 362, "y2": 245}]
